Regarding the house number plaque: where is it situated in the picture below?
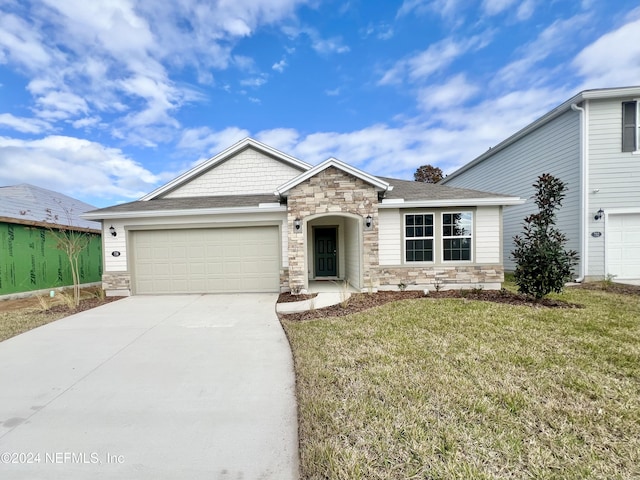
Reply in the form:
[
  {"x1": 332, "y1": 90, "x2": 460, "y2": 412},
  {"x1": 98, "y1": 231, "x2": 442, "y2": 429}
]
[
  {"x1": 112, "y1": 251, "x2": 121, "y2": 257},
  {"x1": 591, "y1": 232, "x2": 602, "y2": 238}
]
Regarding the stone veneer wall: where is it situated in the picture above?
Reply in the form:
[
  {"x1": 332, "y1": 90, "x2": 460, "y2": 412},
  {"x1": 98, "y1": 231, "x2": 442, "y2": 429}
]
[
  {"x1": 377, "y1": 265, "x2": 504, "y2": 290},
  {"x1": 102, "y1": 272, "x2": 131, "y2": 296},
  {"x1": 279, "y1": 268, "x2": 289, "y2": 292},
  {"x1": 287, "y1": 167, "x2": 379, "y2": 293}
]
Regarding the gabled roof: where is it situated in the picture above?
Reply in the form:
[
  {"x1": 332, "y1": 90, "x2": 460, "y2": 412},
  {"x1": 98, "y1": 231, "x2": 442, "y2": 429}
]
[
  {"x1": 142, "y1": 137, "x2": 312, "y2": 200},
  {"x1": 275, "y1": 157, "x2": 392, "y2": 196},
  {"x1": 379, "y1": 177, "x2": 523, "y2": 207},
  {"x1": 442, "y1": 85, "x2": 640, "y2": 184},
  {"x1": 0, "y1": 184, "x2": 99, "y2": 231}
]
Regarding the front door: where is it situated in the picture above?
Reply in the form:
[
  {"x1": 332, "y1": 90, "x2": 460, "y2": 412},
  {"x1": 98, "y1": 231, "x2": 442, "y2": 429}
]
[{"x1": 315, "y1": 228, "x2": 337, "y2": 277}]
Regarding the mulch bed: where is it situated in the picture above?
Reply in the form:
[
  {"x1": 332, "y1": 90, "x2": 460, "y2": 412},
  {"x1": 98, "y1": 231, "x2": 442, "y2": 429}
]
[
  {"x1": 278, "y1": 288, "x2": 583, "y2": 322},
  {"x1": 569, "y1": 281, "x2": 640, "y2": 296},
  {"x1": 277, "y1": 292, "x2": 319, "y2": 303},
  {"x1": 45, "y1": 296, "x2": 123, "y2": 315}
]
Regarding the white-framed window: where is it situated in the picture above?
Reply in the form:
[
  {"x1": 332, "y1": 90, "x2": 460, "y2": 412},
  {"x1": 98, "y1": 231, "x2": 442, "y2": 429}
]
[
  {"x1": 404, "y1": 213, "x2": 434, "y2": 262},
  {"x1": 622, "y1": 100, "x2": 639, "y2": 153},
  {"x1": 442, "y1": 212, "x2": 472, "y2": 261}
]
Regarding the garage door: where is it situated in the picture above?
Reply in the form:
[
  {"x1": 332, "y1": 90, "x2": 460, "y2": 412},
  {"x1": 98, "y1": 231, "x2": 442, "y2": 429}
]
[
  {"x1": 607, "y1": 213, "x2": 640, "y2": 279},
  {"x1": 132, "y1": 227, "x2": 280, "y2": 294}
]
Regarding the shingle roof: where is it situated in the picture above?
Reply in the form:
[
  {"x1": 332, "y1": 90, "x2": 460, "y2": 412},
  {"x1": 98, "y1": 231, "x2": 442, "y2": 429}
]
[
  {"x1": 380, "y1": 177, "x2": 513, "y2": 201},
  {"x1": 84, "y1": 194, "x2": 281, "y2": 217},
  {"x1": 0, "y1": 184, "x2": 99, "y2": 230},
  {"x1": 84, "y1": 178, "x2": 518, "y2": 219}
]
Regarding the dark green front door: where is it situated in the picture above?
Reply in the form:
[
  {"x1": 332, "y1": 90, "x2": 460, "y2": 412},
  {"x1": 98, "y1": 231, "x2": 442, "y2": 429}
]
[{"x1": 315, "y1": 228, "x2": 337, "y2": 277}]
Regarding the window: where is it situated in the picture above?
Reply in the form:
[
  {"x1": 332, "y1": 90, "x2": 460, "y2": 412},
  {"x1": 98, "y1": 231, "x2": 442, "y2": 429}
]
[
  {"x1": 622, "y1": 101, "x2": 639, "y2": 152},
  {"x1": 405, "y1": 214, "x2": 433, "y2": 262},
  {"x1": 442, "y1": 212, "x2": 472, "y2": 261}
]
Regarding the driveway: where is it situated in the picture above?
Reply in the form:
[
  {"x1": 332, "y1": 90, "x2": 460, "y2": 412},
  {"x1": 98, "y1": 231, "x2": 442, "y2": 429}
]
[{"x1": 0, "y1": 294, "x2": 298, "y2": 479}]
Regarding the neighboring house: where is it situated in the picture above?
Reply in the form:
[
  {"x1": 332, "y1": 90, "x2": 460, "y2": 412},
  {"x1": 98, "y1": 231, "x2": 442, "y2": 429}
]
[
  {"x1": 0, "y1": 184, "x2": 102, "y2": 297},
  {"x1": 441, "y1": 86, "x2": 640, "y2": 282},
  {"x1": 83, "y1": 138, "x2": 522, "y2": 296}
]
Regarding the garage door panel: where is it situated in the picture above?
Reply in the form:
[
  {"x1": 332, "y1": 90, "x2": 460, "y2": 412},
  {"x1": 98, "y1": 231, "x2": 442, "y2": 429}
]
[
  {"x1": 133, "y1": 227, "x2": 280, "y2": 294},
  {"x1": 608, "y1": 213, "x2": 640, "y2": 279}
]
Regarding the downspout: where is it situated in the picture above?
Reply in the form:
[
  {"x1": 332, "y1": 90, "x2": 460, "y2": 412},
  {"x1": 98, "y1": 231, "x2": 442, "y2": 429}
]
[{"x1": 571, "y1": 102, "x2": 587, "y2": 282}]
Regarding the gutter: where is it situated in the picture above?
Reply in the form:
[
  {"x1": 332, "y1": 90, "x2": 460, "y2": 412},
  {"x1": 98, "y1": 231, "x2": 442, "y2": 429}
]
[
  {"x1": 379, "y1": 197, "x2": 525, "y2": 208},
  {"x1": 81, "y1": 204, "x2": 287, "y2": 221},
  {"x1": 571, "y1": 102, "x2": 588, "y2": 282}
]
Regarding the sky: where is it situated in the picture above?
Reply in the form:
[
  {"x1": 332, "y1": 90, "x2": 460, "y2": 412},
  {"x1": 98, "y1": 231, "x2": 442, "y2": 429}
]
[{"x1": 1, "y1": 0, "x2": 640, "y2": 208}]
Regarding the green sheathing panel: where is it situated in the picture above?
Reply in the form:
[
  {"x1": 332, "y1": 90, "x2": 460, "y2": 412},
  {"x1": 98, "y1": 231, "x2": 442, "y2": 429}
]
[{"x1": 0, "y1": 222, "x2": 103, "y2": 295}]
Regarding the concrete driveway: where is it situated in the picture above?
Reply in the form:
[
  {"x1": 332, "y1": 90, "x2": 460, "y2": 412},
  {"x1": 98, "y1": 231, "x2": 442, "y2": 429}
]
[{"x1": 0, "y1": 294, "x2": 298, "y2": 479}]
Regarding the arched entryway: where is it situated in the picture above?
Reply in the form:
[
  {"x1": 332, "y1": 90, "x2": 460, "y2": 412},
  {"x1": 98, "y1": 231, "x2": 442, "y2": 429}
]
[{"x1": 304, "y1": 213, "x2": 363, "y2": 292}]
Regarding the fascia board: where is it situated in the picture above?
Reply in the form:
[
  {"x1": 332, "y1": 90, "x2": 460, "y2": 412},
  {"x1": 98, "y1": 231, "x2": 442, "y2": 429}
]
[
  {"x1": 81, "y1": 205, "x2": 287, "y2": 220},
  {"x1": 378, "y1": 197, "x2": 525, "y2": 208}
]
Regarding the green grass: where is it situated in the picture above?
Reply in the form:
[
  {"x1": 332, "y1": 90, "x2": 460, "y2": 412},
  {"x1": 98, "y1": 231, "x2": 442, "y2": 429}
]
[{"x1": 282, "y1": 285, "x2": 640, "y2": 479}]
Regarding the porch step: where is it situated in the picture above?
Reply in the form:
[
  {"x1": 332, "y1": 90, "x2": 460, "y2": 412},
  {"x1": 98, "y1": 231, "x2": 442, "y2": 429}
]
[{"x1": 276, "y1": 292, "x2": 352, "y2": 314}]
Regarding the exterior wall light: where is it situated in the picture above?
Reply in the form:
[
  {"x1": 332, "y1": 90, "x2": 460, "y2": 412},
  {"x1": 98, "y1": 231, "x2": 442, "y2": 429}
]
[
  {"x1": 365, "y1": 214, "x2": 372, "y2": 228},
  {"x1": 109, "y1": 225, "x2": 117, "y2": 236},
  {"x1": 594, "y1": 208, "x2": 604, "y2": 221},
  {"x1": 294, "y1": 218, "x2": 301, "y2": 231}
]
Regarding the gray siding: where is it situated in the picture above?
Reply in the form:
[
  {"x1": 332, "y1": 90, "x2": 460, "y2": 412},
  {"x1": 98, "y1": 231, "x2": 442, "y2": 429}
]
[
  {"x1": 587, "y1": 98, "x2": 640, "y2": 277},
  {"x1": 444, "y1": 109, "x2": 582, "y2": 271}
]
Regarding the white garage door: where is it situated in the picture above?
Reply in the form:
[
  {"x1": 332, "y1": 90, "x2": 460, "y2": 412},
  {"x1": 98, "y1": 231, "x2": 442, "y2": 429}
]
[
  {"x1": 607, "y1": 213, "x2": 640, "y2": 279},
  {"x1": 132, "y1": 226, "x2": 280, "y2": 294}
]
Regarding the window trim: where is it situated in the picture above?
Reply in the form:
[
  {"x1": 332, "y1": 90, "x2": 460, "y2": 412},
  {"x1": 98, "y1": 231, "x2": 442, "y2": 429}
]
[
  {"x1": 441, "y1": 211, "x2": 473, "y2": 263},
  {"x1": 622, "y1": 100, "x2": 640, "y2": 154},
  {"x1": 403, "y1": 212, "x2": 435, "y2": 263}
]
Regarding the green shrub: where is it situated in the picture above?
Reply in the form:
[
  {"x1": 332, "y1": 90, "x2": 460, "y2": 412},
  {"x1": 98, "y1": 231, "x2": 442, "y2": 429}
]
[{"x1": 511, "y1": 173, "x2": 579, "y2": 299}]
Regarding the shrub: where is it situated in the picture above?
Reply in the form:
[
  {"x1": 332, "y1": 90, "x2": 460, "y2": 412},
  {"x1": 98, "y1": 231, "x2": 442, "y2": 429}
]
[{"x1": 511, "y1": 173, "x2": 579, "y2": 299}]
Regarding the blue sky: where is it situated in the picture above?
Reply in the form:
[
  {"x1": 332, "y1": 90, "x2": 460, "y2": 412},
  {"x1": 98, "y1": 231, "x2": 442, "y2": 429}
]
[{"x1": 1, "y1": 0, "x2": 639, "y2": 208}]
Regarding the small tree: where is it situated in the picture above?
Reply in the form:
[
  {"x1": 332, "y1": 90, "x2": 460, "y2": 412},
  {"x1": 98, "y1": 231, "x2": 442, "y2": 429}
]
[
  {"x1": 511, "y1": 173, "x2": 579, "y2": 299},
  {"x1": 44, "y1": 204, "x2": 91, "y2": 308},
  {"x1": 414, "y1": 164, "x2": 444, "y2": 183}
]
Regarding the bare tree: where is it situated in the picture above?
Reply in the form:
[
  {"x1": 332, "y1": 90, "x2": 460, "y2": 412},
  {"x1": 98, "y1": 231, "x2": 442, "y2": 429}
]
[{"x1": 44, "y1": 203, "x2": 92, "y2": 308}]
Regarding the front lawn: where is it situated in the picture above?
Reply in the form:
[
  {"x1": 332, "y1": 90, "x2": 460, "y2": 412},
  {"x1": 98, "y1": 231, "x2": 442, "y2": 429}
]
[{"x1": 281, "y1": 285, "x2": 640, "y2": 479}]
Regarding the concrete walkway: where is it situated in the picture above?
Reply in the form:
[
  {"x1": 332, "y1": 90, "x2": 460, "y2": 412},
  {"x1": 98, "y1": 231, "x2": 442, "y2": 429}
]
[
  {"x1": 276, "y1": 291, "x2": 351, "y2": 314},
  {"x1": 0, "y1": 294, "x2": 298, "y2": 480}
]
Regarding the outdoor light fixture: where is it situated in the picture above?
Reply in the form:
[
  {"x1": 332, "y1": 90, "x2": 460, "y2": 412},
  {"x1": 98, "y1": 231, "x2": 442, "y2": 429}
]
[
  {"x1": 365, "y1": 214, "x2": 373, "y2": 228},
  {"x1": 294, "y1": 218, "x2": 301, "y2": 231},
  {"x1": 594, "y1": 208, "x2": 604, "y2": 221},
  {"x1": 109, "y1": 225, "x2": 117, "y2": 237}
]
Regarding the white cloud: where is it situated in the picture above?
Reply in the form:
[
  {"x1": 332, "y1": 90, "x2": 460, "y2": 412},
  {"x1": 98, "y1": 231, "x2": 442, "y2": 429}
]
[
  {"x1": 573, "y1": 16, "x2": 640, "y2": 89},
  {"x1": 282, "y1": 25, "x2": 350, "y2": 55},
  {"x1": 177, "y1": 127, "x2": 250, "y2": 156},
  {"x1": 255, "y1": 128, "x2": 300, "y2": 153},
  {"x1": 516, "y1": 0, "x2": 536, "y2": 20},
  {"x1": 72, "y1": 116, "x2": 102, "y2": 129},
  {"x1": 240, "y1": 75, "x2": 269, "y2": 87},
  {"x1": 0, "y1": 113, "x2": 50, "y2": 134},
  {"x1": 482, "y1": 0, "x2": 517, "y2": 16},
  {"x1": 0, "y1": 135, "x2": 160, "y2": 202},
  {"x1": 272, "y1": 59, "x2": 287, "y2": 72},
  {"x1": 397, "y1": 0, "x2": 462, "y2": 18},
  {"x1": 417, "y1": 74, "x2": 479, "y2": 111},
  {"x1": 495, "y1": 14, "x2": 591, "y2": 88},
  {"x1": 379, "y1": 35, "x2": 490, "y2": 86},
  {"x1": 0, "y1": 0, "x2": 311, "y2": 144}
]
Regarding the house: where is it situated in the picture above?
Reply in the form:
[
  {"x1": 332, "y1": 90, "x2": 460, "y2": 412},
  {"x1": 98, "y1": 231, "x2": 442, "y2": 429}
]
[
  {"x1": 0, "y1": 184, "x2": 102, "y2": 297},
  {"x1": 82, "y1": 138, "x2": 522, "y2": 296},
  {"x1": 441, "y1": 86, "x2": 640, "y2": 282}
]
